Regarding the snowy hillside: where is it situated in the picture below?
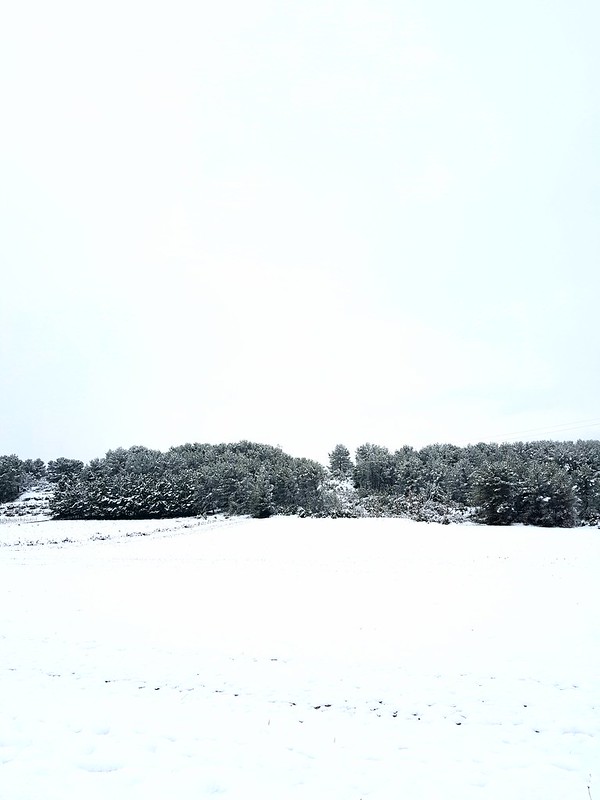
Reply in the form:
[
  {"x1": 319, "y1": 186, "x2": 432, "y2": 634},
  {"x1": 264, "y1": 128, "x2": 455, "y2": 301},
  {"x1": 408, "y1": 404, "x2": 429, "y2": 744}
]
[
  {"x1": 0, "y1": 483, "x2": 53, "y2": 524},
  {"x1": 0, "y1": 516, "x2": 598, "y2": 799}
]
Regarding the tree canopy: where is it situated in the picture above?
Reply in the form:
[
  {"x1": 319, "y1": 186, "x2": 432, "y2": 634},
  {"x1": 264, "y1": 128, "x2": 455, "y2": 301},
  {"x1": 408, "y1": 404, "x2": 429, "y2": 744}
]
[{"x1": 2, "y1": 438, "x2": 599, "y2": 528}]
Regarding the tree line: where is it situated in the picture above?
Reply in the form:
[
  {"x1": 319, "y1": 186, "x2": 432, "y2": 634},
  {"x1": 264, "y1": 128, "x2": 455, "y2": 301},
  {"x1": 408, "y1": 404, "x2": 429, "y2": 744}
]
[
  {"x1": 1, "y1": 438, "x2": 599, "y2": 526},
  {"x1": 0, "y1": 444, "x2": 325, "y2": 520},
  {"x1": 328, "y1": 439, "x2": 600, "y2": 526}
]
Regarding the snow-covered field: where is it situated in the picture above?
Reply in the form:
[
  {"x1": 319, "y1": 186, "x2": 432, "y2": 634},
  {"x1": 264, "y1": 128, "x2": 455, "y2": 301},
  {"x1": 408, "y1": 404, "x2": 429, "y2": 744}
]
[{"x1": 1, "y1": 515, "x2": 598, "y2": 799}]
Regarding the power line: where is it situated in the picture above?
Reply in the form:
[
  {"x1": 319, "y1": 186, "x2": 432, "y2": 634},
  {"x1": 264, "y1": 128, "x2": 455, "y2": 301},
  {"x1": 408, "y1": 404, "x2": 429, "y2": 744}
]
[
  {"x1": 452, "y1": 417, "x2": 600, "y2": 447},
  {"x1": 493, "y1": 417, "x2": 600, "y2": 442}
]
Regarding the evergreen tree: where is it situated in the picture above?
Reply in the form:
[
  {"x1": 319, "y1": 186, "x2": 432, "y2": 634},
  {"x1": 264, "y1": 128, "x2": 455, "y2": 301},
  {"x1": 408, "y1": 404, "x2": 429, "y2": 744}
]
[
  {"x1": 354, "y1": 444, "x2": 395, "y2": 492},
  {"x1": 519, "y1": 462, "x2": 578, "y2": 528},
  {"x1": 22, "y1": 458, "x2": 46, "y2": 480},
  {"x1": 47, "y1": 458, "x2": 84, "y2": 484},
  {"x1": 471, "y1": 460, "x2": 519, "y2": 525},
  {"x1": 0, "y1": 455, "x2": 24, "y2": 503},
  {"x1": 328, "y1": 444, "x2": 353, "y2": 479},
  {"x1": 249, "y1": 470, "x2": 275, "y2": 518}
]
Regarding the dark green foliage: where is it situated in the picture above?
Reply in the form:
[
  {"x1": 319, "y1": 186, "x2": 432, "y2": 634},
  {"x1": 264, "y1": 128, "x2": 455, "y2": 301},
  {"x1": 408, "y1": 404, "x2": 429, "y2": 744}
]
[
  {"x1": 517, "y1": 462, "x2": 578, "y2": 528},
  {"x1": 328, "y1": 444, "x2": 353, "y2": 479},
  {"x1": 349, "y1": 438, "x2": 600, "y2": 528},
  {"x1": 11, "y1": 436, "x2": 600, "y2": 528},
  {"x1": 50, "y1": 442, "x2": 326, "y2": 520},
  {"x1": 22, "y1": 458, "x2": 46, "y2": 479},
  {"x1": 249, "y1": 470, "x2": 275, "y2": 518},
  {"x1": 0, "y1": 455, "x2": 24, "y2": 503},
  {"x1": 47, "y1": 458, "x2": 84, "y2": 484},
  {"x1": 0, "y1": 455, "x2": 50, "y2": 500},
  {"x1": 354, "y1": 444, "x2": 396, "y2": 492},
  {"x1": 471, "y1": 460, "x2": 520, "y2": 525}
]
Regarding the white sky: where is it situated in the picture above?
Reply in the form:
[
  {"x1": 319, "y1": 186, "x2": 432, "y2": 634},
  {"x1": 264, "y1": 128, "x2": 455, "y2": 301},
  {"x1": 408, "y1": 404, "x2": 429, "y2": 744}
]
[{"x1": 1, "y1": 0, "x2": 600, "y2": 465}]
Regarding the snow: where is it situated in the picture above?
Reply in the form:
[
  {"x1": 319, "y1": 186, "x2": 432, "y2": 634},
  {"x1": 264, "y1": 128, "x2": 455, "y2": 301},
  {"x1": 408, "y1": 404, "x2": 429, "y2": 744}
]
[
  {"x1": 1, "y1": 515, "x2": 598, "y2": 799},
  {"x1": 0, "y1": 485, "x2": 53, "y2": 524}
]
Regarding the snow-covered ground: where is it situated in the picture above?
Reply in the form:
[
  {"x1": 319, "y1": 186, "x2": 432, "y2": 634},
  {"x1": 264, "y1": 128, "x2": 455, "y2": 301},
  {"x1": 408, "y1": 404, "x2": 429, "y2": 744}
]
[
  {"x1": 0, "y1": 515, "x2": 598, "y2": 799},
  {"x1": 0, "y1": 485, "x2": 53, "y2": 524}
]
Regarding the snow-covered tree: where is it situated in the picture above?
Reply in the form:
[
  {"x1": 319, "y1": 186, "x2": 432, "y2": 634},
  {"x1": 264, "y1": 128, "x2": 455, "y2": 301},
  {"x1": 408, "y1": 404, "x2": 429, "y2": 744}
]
[
  {"x1": 328, "y1": 444, "x2": 353, "y2": 479},
  {"x1": 0, "y1": 455, "x2": 24, "y2": 503}
]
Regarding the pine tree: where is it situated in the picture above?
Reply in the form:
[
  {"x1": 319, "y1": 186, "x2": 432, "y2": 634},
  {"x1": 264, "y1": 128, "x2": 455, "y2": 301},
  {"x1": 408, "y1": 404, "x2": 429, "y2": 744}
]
[
  {"x1": 249, "y1": 470, "x2": 275, "y2": 518},
  {"x1": 471, "y1": 460, "x2": 519, "y2": 525},
  {"x1": 0, "y1": 455, "x2": 24, "y2": 503},
  {"x1": 328, "y1": 444, "x2": 353, "y2": 479}
]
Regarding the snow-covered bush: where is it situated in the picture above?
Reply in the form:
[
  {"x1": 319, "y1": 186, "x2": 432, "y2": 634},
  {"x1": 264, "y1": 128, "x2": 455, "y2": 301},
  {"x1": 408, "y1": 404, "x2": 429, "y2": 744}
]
[{"x1": 317, "y1": 478, "x2": 366, "y2": 518}]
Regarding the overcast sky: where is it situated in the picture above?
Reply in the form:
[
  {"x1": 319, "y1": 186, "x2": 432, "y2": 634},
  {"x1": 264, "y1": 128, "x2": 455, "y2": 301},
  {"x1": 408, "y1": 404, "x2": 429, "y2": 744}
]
[{"x1": 1, "y1": 0, "x2": 599, "y2": 465}]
